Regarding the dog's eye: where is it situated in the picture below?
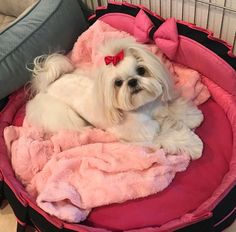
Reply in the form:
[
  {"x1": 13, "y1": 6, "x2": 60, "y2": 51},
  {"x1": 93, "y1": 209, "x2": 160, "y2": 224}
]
[
  {"x1": 114, "y1": 79, "x2": 123, "y2": 87},
  {"x1": 136, "y1": 66, "x2": 146, "y2": 76}
]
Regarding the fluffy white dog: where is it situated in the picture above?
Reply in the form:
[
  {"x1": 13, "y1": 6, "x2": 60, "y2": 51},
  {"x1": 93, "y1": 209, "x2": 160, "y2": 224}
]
[{"x1": 26, "y1": 38, "x2": 203, "y2": 159}]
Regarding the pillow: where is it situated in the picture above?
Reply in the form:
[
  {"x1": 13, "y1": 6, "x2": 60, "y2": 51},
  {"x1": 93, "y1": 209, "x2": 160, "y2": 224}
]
[
  {"x1": 0, "y1": 0, "x2": 88, "y2": 100},
  {"x1": 0, "y1": 0, "x2": 37, "y2": 17}
]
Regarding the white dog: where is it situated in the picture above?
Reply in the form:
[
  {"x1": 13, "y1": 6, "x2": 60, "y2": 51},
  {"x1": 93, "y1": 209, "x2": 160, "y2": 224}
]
[{"x1": 26, "y1": 38, "x2": 203, "y2": 159}]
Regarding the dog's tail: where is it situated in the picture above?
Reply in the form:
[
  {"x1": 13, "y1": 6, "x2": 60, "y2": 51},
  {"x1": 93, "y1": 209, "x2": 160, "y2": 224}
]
[{"x1": 30, "y1": 54, "x2": 74, "y2": 94}]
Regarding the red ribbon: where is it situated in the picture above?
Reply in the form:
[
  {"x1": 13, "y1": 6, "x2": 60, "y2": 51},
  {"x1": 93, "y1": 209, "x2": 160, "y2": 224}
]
[{"x1": 105, "y1": 50, "x2": 124, "y2": 66}]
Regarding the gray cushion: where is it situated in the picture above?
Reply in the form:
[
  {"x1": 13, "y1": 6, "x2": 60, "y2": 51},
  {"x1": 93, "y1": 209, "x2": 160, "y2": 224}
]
[{"x1": 0, "y1": 0, "x2": 88, "y2": 100}]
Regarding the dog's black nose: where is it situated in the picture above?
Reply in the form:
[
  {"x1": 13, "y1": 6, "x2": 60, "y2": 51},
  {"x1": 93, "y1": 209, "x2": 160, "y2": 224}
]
[{"x1": 128, "y1": 78, "x2": 138, "y2": 88}]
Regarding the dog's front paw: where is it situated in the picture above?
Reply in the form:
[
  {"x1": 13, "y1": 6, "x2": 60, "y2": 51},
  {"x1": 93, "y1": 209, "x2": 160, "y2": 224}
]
[
  {"x1": 185, "y1": 132, "x2": 203, "y2": 160},
  {"x1": 155, "y1": 127, "x2": 203, "y2": 160},
  {"x1": 170, "y1": 98, "x2": 204, "y2": 129},
  {"x1": 183, "y1": 106, "x2": 204, "y2": 130}
]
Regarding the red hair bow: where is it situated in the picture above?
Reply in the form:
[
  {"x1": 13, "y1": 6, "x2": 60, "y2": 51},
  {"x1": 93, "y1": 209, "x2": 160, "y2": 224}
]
[{"x1": 105, "y1": 50, "x2": 124, "y2": 66}]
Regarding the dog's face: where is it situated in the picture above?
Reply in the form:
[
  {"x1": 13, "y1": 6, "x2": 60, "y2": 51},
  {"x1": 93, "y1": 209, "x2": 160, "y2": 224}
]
[
  {"x1": 109, "y1": 55, "x2": 163, "y2": 111},
  {"x1": 96, "y1": 41, "x2": 174, "y2": 124}
]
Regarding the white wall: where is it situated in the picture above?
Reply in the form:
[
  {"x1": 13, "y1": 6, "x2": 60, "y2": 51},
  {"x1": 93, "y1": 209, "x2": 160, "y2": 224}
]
[{"x1": 83, "y1": 0, "x2": 236, "y2": 53}]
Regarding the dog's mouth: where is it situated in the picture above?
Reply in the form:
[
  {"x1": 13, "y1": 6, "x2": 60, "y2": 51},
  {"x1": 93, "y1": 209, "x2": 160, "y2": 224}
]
[{"x1": 131, "y1": 88, "x2": 143, "y2": 95}]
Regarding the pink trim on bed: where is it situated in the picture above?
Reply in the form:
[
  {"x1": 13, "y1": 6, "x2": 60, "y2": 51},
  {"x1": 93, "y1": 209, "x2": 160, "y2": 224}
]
[
  {"x1": 63, "y1": 223, "x2": 107, "y2": 232},
  {"x1": 96, "y1": 6, "x2": 107, "y2": 10},
  {"x1": 16, "y1": 218, "x2": 26, "y2": 226},
  {"x1": 0, "y1": 171, "x2": 3, "y2": 181},
  {"x1": 107, "y1": 1, "x2": 122, "y2": 6},
  {"x1": 88, "y1": 14, "x2": 96, "y2": 21},
  {"x1": 214, "y1": 207, "x2": 236, "y2": 227},
  {"x1": 30, "y1": 222, "x2": 41, "y2": 232}
]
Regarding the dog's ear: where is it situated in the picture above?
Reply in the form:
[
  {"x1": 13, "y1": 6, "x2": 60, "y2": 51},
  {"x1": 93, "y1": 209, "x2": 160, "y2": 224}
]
[
  {"x1": 104, "y1": 87, "x2": 124, "y2": 124},
  {"x1": 106, "y1": 105, "x2": 124, "y2": 125},
  {"x1": 96, "y1": 69, "x2": 124, "y2": 125},
  {"x1": 128, "y1": 46, "x2": 175, "y2": 102},
  {"x1": 155, "y1": 64, "x2": 175, "y2": 102},
  {"x1": 128, "y1": 47, "x2": 144, "y2": 62}
]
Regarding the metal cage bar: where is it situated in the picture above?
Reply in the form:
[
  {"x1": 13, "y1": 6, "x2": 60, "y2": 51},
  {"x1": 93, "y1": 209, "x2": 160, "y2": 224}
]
[
  {"x1": 83, "y1": 0, "x2": 236, "y2": 54},
  {"x1": 219, "y1": 0, "x2": 227, "y2": 38},
  {"x1": 195, "y1": 0, "x2": 236, "y2": 13},
  {"x1": 206, "y1": 0, "x2": 211, "y2": 29},
  {"x1": 194, "y1": 0, "x2": 197, "y2": 24},
  {"x1": 159, "y1": 0, "x2": 162, "y2": 17},
  {"x1": 233, "y1": 32, "x2": 236, "y2": 53},
  {"x1": 170, "y1": 0, "x2": 172, "y2": 18},
  {"x1": 181, "y1": 0, "x2": 184, "y2": 20}
]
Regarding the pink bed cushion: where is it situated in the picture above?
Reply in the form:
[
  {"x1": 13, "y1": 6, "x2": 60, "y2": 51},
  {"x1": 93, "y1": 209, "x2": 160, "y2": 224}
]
[{"x1": 11, "y1": 97, "x2": 232, "y2": 231}]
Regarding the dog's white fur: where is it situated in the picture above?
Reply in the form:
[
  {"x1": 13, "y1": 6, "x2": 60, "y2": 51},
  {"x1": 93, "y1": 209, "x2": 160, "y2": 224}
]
[{"x1": 26, "y1": 38, "x2": 204, "y2": 159}]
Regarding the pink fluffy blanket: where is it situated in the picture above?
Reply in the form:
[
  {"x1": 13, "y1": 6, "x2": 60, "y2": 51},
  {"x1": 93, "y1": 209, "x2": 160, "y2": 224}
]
[
  {"x1": 4, "y1": 125, "x2": 190, "y2": 222},
  {"x1": 3, "y1": 20, "x2": 210, "y2": 223}
]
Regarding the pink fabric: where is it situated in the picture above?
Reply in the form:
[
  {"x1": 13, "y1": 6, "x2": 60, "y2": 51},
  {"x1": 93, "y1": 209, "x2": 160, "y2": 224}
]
[
  {"x1": 70, "y1": 20, "x2": 129, "y2": 69},
  {"x1": 98, "y1": 13, "x2": 136, "y2": 38},
  {"x1": 70, "y1": 20, "x2": 210, "y2": 105},
  {"x1": 153, "y1": 18, "x2": 179, "y2": 59},
  {"x1": 174, "y1": 36, "x2": 236, "y2": 96},
  {"x1": 173, "y1": 63, "x2": 210, "y2": 105},
  {"x1": 4, "y1": 124, "x2": 190, "y2": 223},
  {"x1": 134, "y1": 10, "x2": 153, "y2": 43}
]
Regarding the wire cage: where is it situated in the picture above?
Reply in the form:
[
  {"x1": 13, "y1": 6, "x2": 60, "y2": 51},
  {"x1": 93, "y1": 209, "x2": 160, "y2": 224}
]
[{"x1": 82, "y1": 0, "x2": 236, "y2": 54}]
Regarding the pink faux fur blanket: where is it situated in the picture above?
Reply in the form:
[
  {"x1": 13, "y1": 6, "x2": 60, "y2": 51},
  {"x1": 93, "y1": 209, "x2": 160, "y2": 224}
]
[
  {"x1": 71, "y1": 20, "x2": 210, "y2": 105},
  {"x1": 4, "y1": 125, "x2": 190, "y2": 222}
]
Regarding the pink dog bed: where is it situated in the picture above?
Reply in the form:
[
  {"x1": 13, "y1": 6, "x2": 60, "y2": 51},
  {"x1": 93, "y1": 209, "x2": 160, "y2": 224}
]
[{"x1": 0, "y1": 2, "x2": 235, "y2": 232}]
